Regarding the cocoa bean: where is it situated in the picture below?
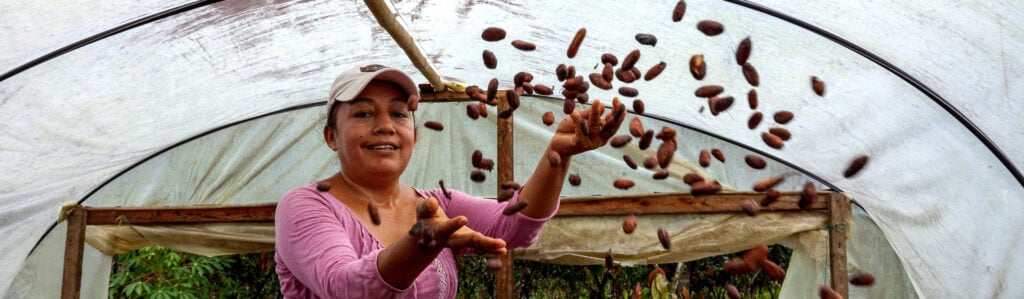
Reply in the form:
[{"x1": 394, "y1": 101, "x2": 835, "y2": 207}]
[
  {"x1": 589, "y1": 73, "x2": 613, "y2": 90},
  {"x1": 367, "y1": 201, "x2": 381, "y2": 225},
  {"x1": 541, "y1": 111, "x2": 555, "y2": 126},
  {"x1": 566, "y1": 65, "x2": 576, "y2": 80},
  {"x1": 699, "y1": 149, "x2": 711, "y2": 167},
  {"x1": 630, "y1": 67, "x2": 641, "y2": 80},
  {"x1": 603, "y1": 63, "x2": 614, "y2": 82},
  {"x1": 683, "y1": 173, "x2": 704, "y2": 185},
  {"x1": 563, "y1": 98, "x2": 575, "y2": 114},
  {"x1": 521, "y1": 83, "x2": 533, "y2": 95},
  {"x1": 613, "y1": 179, "x2": 636, "y2": 190},
  {"x1": 656, "y1": 127, "x2": 677, "y2": 141},
  {"x1": 644, "y1": 61, "x2": 666, "y2": 81},
  {"x1": 622, "y1": 49, "x2": 641, "y2": 70},
  {"x1": 711, "y1": 148, "x2": 725, "y2": 162},
  {"x1": 556, "y1": 64, "x2": 567, "y2": 82},
  {"x1": 744, "y1": 245, "x2": 769, "y2": 265},
  {"x1": 472, "y1": 150, "x2": 483, "y2": 168},
  {"x1": 769, "y1": 127, "x2": 791, "y2": 141},
  {"x1": 812, "y1": 76, "x2": 826, "y2": 96},
  {"x1": 439, "y1": 180, "x2": 452, "y2": 200},
  {"x1": 502, "y1": 201, "x2": 528, "y2": 215},
  {"x1": 567, "y1": 28, "x2": 586, "y2": 58},
  {"x1": 726, "y1": 285, "x2": 740, "y2": 299},
  {"x1": 577, "y1": 92, "x2": 589, "y2": 104},
  {"x1": 748, "y1": 89, "x2": 758, "y2": 109},
  {"x1": 761, "y1": 188, "x2": 780, "y2": 206},
  {"x1": 672, "y1": 0, "x2": 686, "y2": 22},
  {"x1": 723, "y1": 258, "x2": 753, "y2": 275},
  {"x1": 748, "y1": 112, "x2": 763, "y2": 129},
  {"x1": 713, "y1": 96, "x2": 734, "y2": 113},
  {"x1": 629, "y1": 117, "x2": 644, "y2": 137},
  {"x1": 479, "y1": 159, "x2": 494, "y2": 171},
  {"x1": 657, "y1": 227, "x2": 671, "y2": 249},
  {"x1": 819, "y1": 286, "x2": 842, "y2": 299},
  {"x1": 742, "y1": 62, "x2": 760, "y2": 86},
  {"x1": 652, "y1": 170, "x2": 669, "y2": 180},
  {"x1": 632, "y1": 99, "x2": 645, "y2": 114},
  {"x1": 470, "y1": 170, "x2": 486, "y2": 182},
  {"x1": 744, "y1": 155, "x2": 766, "y2": 169},
  {"x1": 762, "y1": 132, "x2": 784, "y2": 149},
  {"x1": 497, "y1": 188, "x2": 515, "y2": 203},
  {"x1": 636, "y1": 33, "x2": 658, "y2": 47},
  {"x1": 510, "y1": 39, "x2": 536, "y2": 51},
  {"x1": 844, "y1": 155, "x2": 870, "y2": 178},
  {"x1": 478, "y1": 102, "x2": 488, "y2": 117},
  {"x1": 534, "y1": 84, "x2": 553, "y2": 95},
  {"x1": 759, "y1": 259, "x2": 786, "y2": 281},
  {"x1": 601, "y1": 53, "x2": 618, "y2": 66},
  {"x1": 774, "y1": 110, "x2": 794, "y2": 124},
  {"x1": 568, "y1": 174, "x2": 582, "y2": 186},
  {"x1": 753, "y1": 175, "x2": 785, "y2": 191},
  {"x1": 849, "y1": 271, "x2": 875, "y2": 286},
  {"x1": 467, "y1": 104, "x2": 480, "y2": 120},
  {"x1": 481, "y1": 27, "x2": 506, "y2": 42},
  {"x1": 623, "y1": 155, "x2": 638, "y2": 169},
  {"x1": 736, "y1": 37, "x2": 752, "y2": 65},
  {"x1": 643, "y1": 156, "x2": 658, "y2": 169},
  {"x1": 697, "y1": 20, "x2": 724, "y2": 36},
  {"x1": 579, "y1": 118, "x2": 590, "y2": 137},
  {"x1": 695, "y1": 85, "x2": 724, "y2": 97},
  {"x1": 610, "y1": 135, "x2": 632, "y2": 148},
  {"x1": 465, "y1": 85, "x2": 481, "y2": 99},
  {"x1": 657, "y1": 140, "x2": 676, "y2": 168},
  {"x1": 513, "y1": 71, "x2": 532, "y2": 87},
  {"x1": 800, "y1": 181, "x2": 816, "y2": 209},
  {"x1": 690, "y1": 54, "x2": 706, "y2": 80},
  {"x1": 482, "y1": 50, "x2": 497, "y2": 69},
  {"x1": 619, "y1": 87, "x2": 639, "y2": 97},
  {"x1": 424, "y1": 121, "x2": 444, "y2": 131},
  {"x1": 497, "y1": 109, "x2": 513, "y2": 119},
  {"x1": 741, "y1": 199, "x2": 760, "y2": 216},
  {"x1": 615, "y1": 67, "x2": 637, "y2": 83},
  {"x1": 316, "y1": 182, "x2": 331, "y2": 192},
  {"x1": 639, "y1": 129, "x2": 654, "y2": 150},
  {"x1": 487, "y1": 78, "x2": 499, "y2": 102},
  {"x1": 622, "y1": 215, "x2": 637, "y2": 234}
]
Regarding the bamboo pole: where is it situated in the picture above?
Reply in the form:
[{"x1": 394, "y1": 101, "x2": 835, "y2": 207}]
[{"x1": 363, "y1": 0, "x2": 446, "y2": 91}]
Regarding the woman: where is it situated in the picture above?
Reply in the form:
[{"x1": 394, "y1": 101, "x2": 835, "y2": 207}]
[{"x1": 275, "y1": 64, "x2": 625, "y2": 298}]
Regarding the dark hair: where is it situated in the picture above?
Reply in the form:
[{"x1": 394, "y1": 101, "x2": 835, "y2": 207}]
[{"x1": 325, "y1": 80, "x2": 415, "y2": 130}]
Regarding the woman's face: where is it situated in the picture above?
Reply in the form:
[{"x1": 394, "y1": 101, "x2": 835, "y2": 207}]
[{"x1": 326, "y1": 80, "x2": 416, "y2": 180}]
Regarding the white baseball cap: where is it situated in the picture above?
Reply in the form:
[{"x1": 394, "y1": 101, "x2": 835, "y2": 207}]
[{"x1": 327, "y1": 64, "x2": 420, "y2": 112}]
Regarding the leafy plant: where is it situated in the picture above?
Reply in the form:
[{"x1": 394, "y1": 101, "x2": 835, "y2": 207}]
[{"x1": 109, "y1": 246, "x2": 280, "y2": 299}]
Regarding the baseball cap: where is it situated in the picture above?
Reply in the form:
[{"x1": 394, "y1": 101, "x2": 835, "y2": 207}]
[{"x1": 327, "y1": 64, "x2": 420, "y2": 113}]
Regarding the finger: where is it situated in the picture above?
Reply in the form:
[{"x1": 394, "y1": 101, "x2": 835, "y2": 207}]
[
  {"x1": 590, "y1": 99, "x2": 605, "y2": 122},
  {"x1": 437, "y1": 216, "x2": 468, "y2": 238},
  {"x1": 602, "y1": 98, "x2": 627, "y2": 136}
]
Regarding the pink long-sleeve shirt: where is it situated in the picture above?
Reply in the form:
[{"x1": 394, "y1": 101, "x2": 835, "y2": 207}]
[{"x1": 274, "y1": 183, "x2": 554, "y2": 298}]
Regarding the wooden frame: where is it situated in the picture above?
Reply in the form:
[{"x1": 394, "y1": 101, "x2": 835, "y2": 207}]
[{"x1": 61, "y1": 91, "x2": 850, "y2": 298}]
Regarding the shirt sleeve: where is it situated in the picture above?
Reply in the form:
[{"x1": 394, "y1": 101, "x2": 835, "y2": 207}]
[
  {"x1": 275, "y1": 186, "x2": 408, "y2": 298},
  {"x1": 428, "y1": 185, "x2": 557, "y2": 250}
]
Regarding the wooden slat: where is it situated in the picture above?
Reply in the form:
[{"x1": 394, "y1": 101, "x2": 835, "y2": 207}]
[
  {"x1": 495, "y1": 91, "x2": 515, "y2": 299},
  {"x1": 828, "y1": 193, "x2": 850, "y2": 298},
  {"x1": 556, "y1": 191, "x2": 832, "y2": 216},
  {"x1": 85, "y1": 203, "x2": 277, "y2": 225},
  {"x1": 61, "y1": 206, "x2": 87, "y2": 299}
]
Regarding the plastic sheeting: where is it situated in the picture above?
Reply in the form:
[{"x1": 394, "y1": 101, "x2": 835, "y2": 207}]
[{"x1": 2, "y1": 0, "x2": 1023, "y2": 297}]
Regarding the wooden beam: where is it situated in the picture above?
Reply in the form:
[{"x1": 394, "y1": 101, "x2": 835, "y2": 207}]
[
  {"x1": 556, "y1": 191, "x2": 831, "y2": 216},
  {"x1": 85, "y1": 203, "x2": 277, "y2": 225},
  {"x1": 61, "y1": 206, "x2": 87, "y2": 299},
  {"x1": 417, "y1": 88, "x2": 510, "y2": 103},
  {"x1": 828, "y1": 193, "x2": 850, "y2": 298},
  {"x1": 495, "y1": 91, "x2": 515, "y2": 299}
]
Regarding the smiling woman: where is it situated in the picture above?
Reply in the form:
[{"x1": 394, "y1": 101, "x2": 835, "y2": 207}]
[{"x1": 273, "y1": 64, "x2": 626, "y2": 298}]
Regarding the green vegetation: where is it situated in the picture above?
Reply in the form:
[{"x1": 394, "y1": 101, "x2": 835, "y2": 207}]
[{"x1": 109, "y1": 245, "x2": 789, "y2": 298}]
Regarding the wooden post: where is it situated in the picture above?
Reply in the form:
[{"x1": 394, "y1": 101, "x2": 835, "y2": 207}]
[
  {"x1": 495, "y1": 92, "x2": 515, "y2": 299},
  {"x1": 828, "y1": 193, "x2": 849, "y2": 298},
  {"x1": 61, "y1": 206, "x2": 87, "y2": 299}
]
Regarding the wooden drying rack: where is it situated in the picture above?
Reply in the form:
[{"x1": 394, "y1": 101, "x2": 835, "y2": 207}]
[{"x1": 61, "y1": 91, "x2": 849, "y2": 298}]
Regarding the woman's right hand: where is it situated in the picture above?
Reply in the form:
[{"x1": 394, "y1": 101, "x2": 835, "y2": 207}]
[{"x1": 411, "y1": 197, "x2": 507, "y2": 255}]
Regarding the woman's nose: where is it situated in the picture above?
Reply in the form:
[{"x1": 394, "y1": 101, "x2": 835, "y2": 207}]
[{"x1": 374, "y1": 115, "x2": 395, "y2": 135}]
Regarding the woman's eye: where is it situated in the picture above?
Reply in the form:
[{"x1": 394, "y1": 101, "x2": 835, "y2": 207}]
[
  {"x1": 391, "y1": 111, "x2": 409, "y2": 118},
  {"x1": 354, "y1": 111, "x2": 372, "y2": 118}
]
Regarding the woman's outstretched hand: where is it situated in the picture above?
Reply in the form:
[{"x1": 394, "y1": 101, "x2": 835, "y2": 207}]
[
  {"x1": 549, "y1": 98, "x2": 628, "y2": 158},
  {"x1": 410, "y1": 197, "x2": 507, "y2": 255}
]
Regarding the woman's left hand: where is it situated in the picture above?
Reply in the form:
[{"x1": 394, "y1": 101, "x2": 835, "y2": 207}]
[{"x1": 548, "y1": 98, "x2": 627, "y2": 158}]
